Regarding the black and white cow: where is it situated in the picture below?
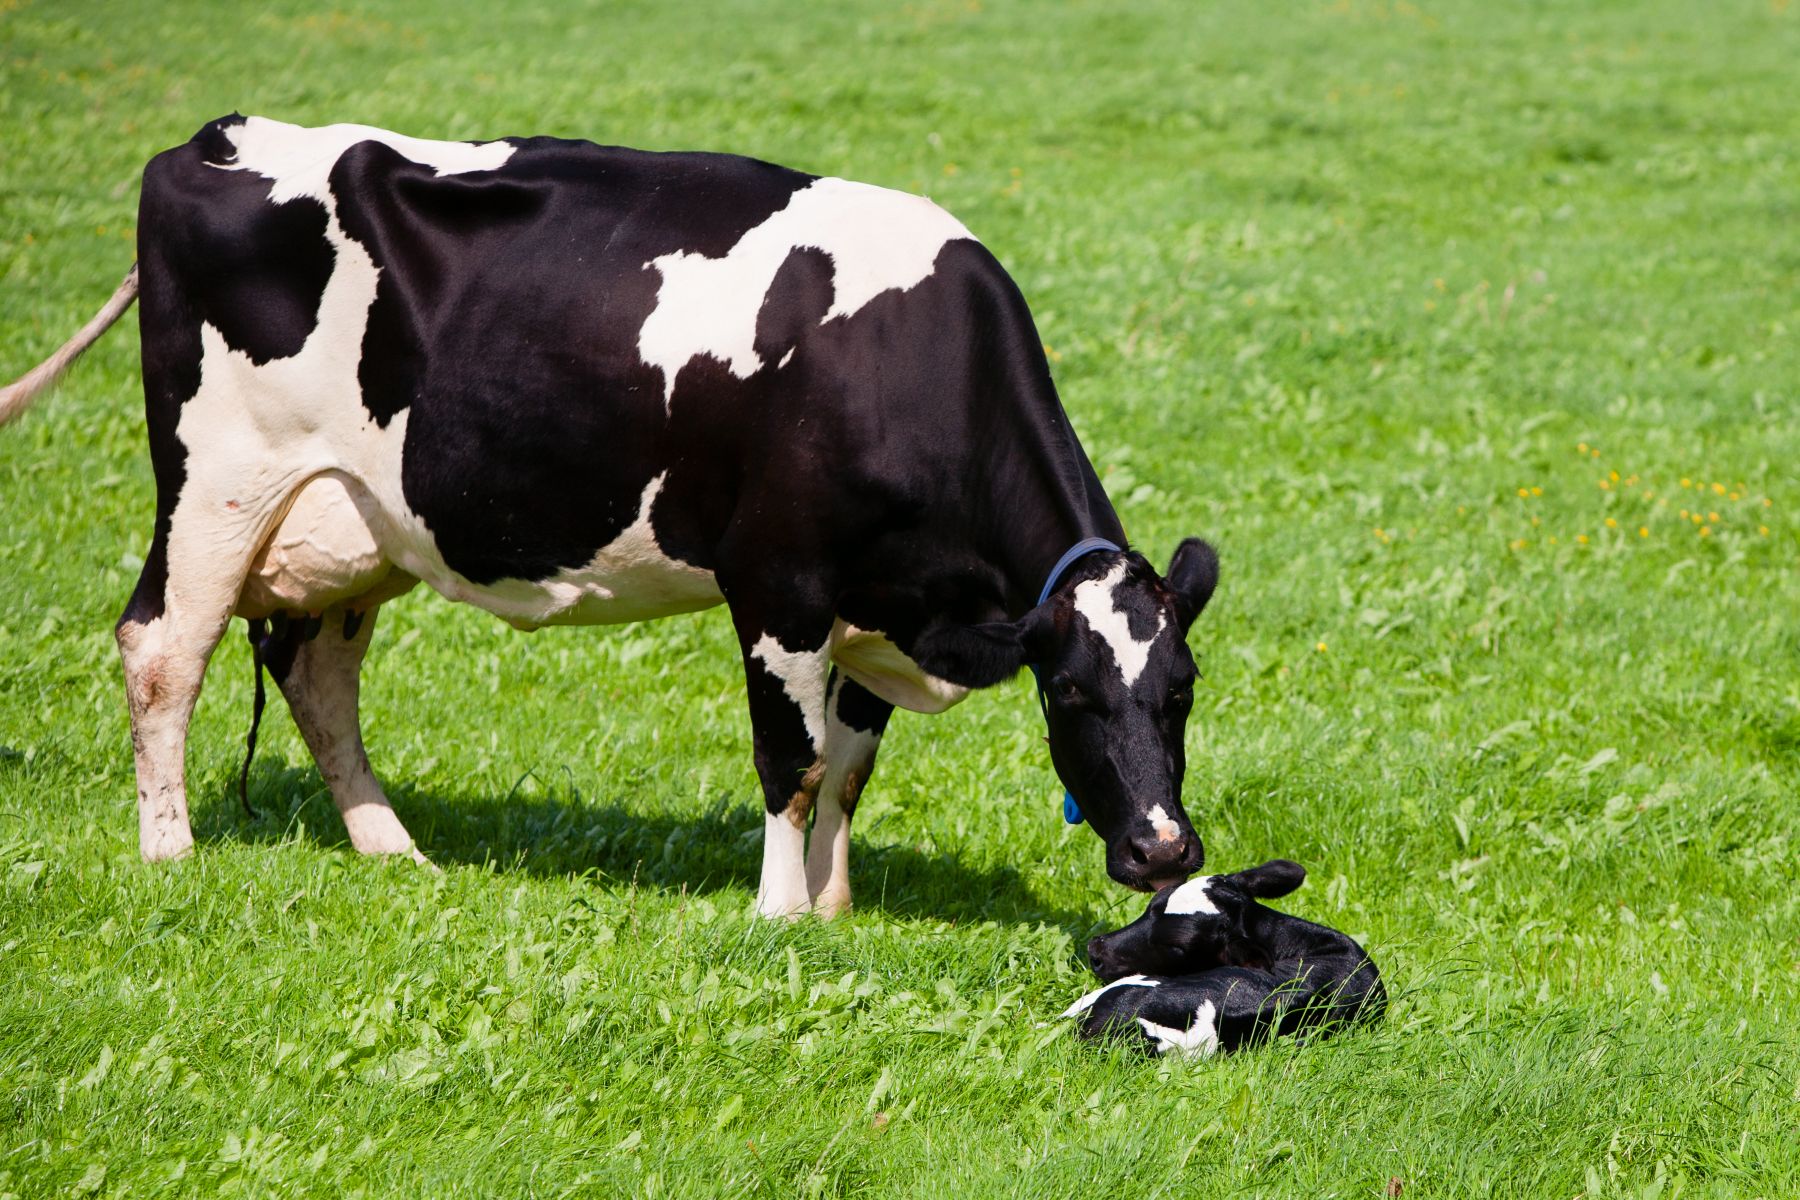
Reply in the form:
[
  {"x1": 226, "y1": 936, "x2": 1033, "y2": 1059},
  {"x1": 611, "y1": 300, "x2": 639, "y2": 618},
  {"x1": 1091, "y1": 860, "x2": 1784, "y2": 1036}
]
[
  {"x1": 1, "y1": 115, "x2": 1220, "y2": 917},
  {"x1": 1067, "y1": 860, "x2": 1386, "y2": 1056}
]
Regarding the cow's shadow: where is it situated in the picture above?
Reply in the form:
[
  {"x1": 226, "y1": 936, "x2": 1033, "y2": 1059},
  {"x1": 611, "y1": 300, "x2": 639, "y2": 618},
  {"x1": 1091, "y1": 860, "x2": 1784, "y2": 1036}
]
[{"x1": 198, "y1": 761, "x2": 1107, "y2": 934}]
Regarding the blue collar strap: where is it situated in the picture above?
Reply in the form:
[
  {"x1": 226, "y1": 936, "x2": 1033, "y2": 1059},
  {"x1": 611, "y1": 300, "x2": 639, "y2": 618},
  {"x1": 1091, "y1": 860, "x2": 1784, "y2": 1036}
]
[
  {"x1": 1029, "y1": 536, "x2": 1122, "y2": 824},
  {"x1": 1036, "y1": 537, "x2": 1124, "y2": 607}
]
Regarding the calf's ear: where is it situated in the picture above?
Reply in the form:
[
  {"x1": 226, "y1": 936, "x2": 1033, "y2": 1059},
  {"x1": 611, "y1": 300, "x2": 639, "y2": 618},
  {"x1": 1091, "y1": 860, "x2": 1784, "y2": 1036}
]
[
  {"x1": 1166, "y1": 538, "x2": 1220, "y2": 632},
  {"x1": 909, "y1": 603, "x2": 1054, "y2": 689},
  {"x1": 1228, "y1": 859, "x2": 1306, "y2": 899}
]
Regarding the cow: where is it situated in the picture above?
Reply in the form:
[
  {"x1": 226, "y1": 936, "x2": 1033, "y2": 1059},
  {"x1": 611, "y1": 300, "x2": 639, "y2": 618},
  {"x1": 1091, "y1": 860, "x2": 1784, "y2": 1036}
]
[
  {"x1": 0, "y1": 115, "x2": 1221, "y2": 918},
  {"x1": 1067, "y1": 860, "x2": 1386, "y2": 1056}
]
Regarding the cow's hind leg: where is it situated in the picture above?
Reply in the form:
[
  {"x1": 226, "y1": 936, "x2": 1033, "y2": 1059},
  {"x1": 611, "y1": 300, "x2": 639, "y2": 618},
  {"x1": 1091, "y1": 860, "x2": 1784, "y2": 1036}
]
[
  {"x1": 806, "y1": 674, "x2": 892, "y2": 920},
  {"x1": 116, "y1": 516, "x2": 267, "y2": 861},
  {"x1": 262, "y1": 604, "x2": 425, "y2": 863}
]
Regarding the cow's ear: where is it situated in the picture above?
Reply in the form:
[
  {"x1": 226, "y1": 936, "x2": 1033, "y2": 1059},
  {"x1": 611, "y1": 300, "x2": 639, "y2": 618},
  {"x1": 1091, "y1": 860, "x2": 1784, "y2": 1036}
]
[
  {"x1": 1166, "y1": 538, "x2": 1220, "y2": 632},
  {"x1": 1227, "y1": 859, "x2": 1305, "y2": 899},
  {"x1": 909, "y1": 603, "x2": 1054, "y2": 689}
]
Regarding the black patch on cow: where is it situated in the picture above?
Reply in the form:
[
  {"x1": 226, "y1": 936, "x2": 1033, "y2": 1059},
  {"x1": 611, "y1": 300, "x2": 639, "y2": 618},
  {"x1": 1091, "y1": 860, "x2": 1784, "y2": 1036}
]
[
  {"x1": 162, "y1": 118, "x2": 335, "y2": 365},
  {"x1": 834, "y1": 674, "x2": 892, "y2": 735},
  {"x1": 333, "y1": 141, "x2": 552, "y2": 428},
  {"x1": 320, "y1": 136, "x2": 813, "y2": 584},
  {"x1": 754, "y1": 246, "x2": 835, "y2": 366}
]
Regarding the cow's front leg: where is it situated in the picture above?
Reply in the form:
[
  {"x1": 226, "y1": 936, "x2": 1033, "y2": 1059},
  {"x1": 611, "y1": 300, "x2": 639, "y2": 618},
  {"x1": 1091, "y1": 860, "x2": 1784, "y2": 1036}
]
[
  {"x1": 806, "y1": 674, "x2": 892, "y2": 920},
  {"x1": 737, "y1": 624, "x2": 832, "y2": 918}
]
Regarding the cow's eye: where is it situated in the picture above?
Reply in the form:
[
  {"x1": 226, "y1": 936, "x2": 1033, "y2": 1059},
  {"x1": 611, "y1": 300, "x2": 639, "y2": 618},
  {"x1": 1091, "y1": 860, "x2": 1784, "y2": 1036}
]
[
  {"x1": 1052, "y1": 675, "x2": 1084, "y2": 705},
  {"x1": 1166, "y1": 684, "x2": 1193, "y2": 714}
]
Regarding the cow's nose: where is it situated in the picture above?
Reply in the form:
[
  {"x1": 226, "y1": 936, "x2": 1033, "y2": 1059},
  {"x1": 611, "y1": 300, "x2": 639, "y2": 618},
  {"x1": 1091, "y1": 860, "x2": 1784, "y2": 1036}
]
[{"x1": 1125, "y1": 830, "x2": 1203, "y2": 886}]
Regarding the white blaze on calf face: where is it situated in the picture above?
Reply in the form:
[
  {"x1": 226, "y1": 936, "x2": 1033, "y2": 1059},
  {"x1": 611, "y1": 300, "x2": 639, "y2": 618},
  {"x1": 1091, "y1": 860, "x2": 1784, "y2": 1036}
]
[
  {"x1": 1071, "y1": 562, "x2": 1167, "y2": 689},
  {"x1": 1060, "y1": 974, "x2": 1159, "y2": 1020},
  {"x1": 1164, "y1": 875, "x2": 1221, "y2": 916},
  {"x1": 1137, "y1": 999, "x2": 1221, "y2": 1058},
  {"x1": 637, "y1": 177, "x2": 975, "y2": 407}
]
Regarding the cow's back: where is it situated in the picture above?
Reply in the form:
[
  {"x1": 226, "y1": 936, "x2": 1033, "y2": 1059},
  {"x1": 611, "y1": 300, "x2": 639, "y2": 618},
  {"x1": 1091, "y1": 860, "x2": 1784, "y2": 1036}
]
[{"x1": 137, "y1": 115, "x2": 1041, "y2": 633}]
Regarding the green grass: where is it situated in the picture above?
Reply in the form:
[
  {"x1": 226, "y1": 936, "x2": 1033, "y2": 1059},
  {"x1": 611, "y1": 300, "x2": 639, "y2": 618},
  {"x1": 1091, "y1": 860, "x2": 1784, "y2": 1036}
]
[{"x1": 3, "y1": 0, "x2": 1798, "y2": 1195}]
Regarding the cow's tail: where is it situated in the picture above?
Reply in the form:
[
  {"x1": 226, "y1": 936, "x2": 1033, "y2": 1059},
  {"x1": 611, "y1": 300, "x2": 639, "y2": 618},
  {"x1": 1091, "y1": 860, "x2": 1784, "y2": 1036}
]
[{"x1": 0, "y1": 264, "x2": 139, "y2": 427}]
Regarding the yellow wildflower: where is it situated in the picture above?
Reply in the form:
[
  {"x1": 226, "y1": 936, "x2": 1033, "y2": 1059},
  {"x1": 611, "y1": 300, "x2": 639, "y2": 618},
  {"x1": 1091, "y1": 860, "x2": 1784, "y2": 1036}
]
[
  {"x1": 1638, "y1": 526, "x2": 1649, "y2": 538},
  {"x1": 1604, "y1": 517, "x2": 1618, "y2": 528},
  {"x1": 1713, "y1": 482, "x2": 1726, "y2": 495},
  {"x1": 1576, "y1": 534, "x2": 1589, "y2": 545}
]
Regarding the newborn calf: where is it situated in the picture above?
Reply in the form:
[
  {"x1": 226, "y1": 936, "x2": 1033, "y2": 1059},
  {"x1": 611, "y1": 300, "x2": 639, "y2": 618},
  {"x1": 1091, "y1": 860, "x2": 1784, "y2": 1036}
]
[{"x1": 1065, "y1": 859, "x2": 1384, "y2": 1057}]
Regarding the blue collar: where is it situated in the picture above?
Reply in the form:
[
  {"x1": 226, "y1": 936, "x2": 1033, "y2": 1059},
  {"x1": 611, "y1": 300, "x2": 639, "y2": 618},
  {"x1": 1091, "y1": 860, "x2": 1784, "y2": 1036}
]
[{"x1": 1029, "y1": 536, "x2": 1121, "y2": 824}]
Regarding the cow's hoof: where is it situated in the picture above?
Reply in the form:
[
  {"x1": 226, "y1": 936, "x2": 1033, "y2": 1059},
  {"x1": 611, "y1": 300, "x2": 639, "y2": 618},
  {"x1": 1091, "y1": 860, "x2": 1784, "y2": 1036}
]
[
  {"x1": 755, "y1": 895, "x2": 813, "y2": 920},
  {"x1": 139, "y1": 829, "x2": 195, "y2": 863},
  {"x1": 811, "y1": 889, "x2": 852, "y2": 921}
]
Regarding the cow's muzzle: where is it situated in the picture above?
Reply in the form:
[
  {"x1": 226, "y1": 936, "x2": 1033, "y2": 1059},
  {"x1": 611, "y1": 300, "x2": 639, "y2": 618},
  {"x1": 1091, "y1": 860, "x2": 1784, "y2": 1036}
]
[{"x1": 1107, "y1": 828, "x2": 1203, "y2": 891}]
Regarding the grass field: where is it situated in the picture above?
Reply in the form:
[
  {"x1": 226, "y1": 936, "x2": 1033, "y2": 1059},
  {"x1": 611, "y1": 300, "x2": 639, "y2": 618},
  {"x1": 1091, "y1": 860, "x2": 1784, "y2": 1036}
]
[{"x1": 3, "y1": 0, "x2": 1799, "y2": 1195}]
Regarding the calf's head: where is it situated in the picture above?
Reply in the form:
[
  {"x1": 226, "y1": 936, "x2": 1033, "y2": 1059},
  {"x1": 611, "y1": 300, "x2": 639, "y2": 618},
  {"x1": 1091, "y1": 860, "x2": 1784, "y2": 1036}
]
[
  {"x1": 1085, "y1": 858, "x2": 1306, "y2": 982},
  {"x1": 914, "y1": 538, "x2": 1220, "y2": 891}
]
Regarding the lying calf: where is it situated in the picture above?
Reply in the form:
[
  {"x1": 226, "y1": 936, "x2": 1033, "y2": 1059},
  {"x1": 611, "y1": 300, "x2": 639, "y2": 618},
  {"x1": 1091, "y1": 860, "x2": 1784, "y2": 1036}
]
[{"x1": 1065, "y1": 859, "x2": 1385, "y2": 1057}]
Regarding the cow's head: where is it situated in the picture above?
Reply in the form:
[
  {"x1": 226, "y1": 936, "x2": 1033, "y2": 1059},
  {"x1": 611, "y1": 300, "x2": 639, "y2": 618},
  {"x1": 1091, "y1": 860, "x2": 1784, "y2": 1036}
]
[
  {"x1": 1084, "y1": 859, "x2": 1306, "y2": 982},
  {"x1": 913, "y1": 539, "x2": 1220, "y2": 891}
]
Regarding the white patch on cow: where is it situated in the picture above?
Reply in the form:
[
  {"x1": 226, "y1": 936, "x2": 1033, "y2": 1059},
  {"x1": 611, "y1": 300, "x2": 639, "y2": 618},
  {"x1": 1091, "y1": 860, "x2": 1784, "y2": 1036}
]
[
  {"x1": 1072, "y1": 561, "x2": 1166, "y2": 689},
  {"x1": 1146, "y1": 803, "x2": 1182, "y2": 845},
  {"x1": 637, "y1": 176, "x2": 974, "y2": 407},
  {"x1": 1164, "y1": 875, "x2": 1221, "y2": 916},
  {"x1": 827, "y1": 619, "x2": 971, "y2": 714},
  {"x1": 218, "y1": 116, "x2": 515, "y2": 205},
  {"x1": 165, "y1": 116, "x2": 728, "y2": 639},
  {"x1": 1137, "y1": 999, "x2": 1221, "y2": 1058},
  {"x1": 1060, "y1": 974, "x2": 1158, "y2": 1019},
  {"x1": 751, "y1": 634, "x2": 830, "y2": 752},
  {"x1": 465, "y1": 473, "x2": 723, "y2": 628},
  {"x1": 757, "y1": 809, "x2": 811, "y2": 918}
]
